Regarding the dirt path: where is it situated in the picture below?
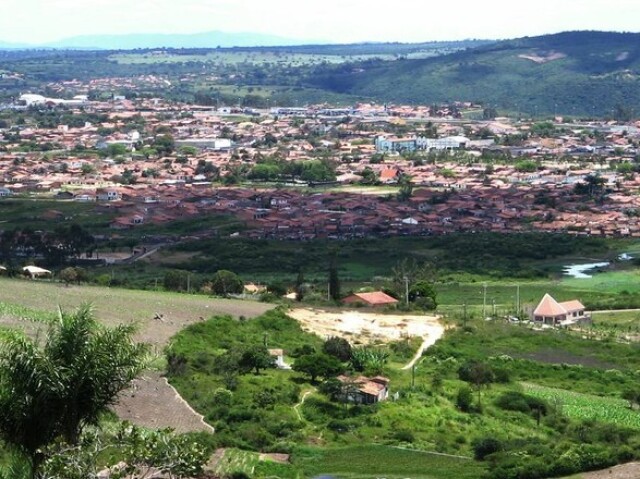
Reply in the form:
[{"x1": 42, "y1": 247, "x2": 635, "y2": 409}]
[
  {"x1": 293, "y1": 389, "x2": 315, "y2": 421},
  {"x1": 402, "y1": 339, "x2": 428, "y2": 370}
]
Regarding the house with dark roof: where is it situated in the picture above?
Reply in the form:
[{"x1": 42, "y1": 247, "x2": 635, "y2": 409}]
[{"x1": 533, "y1": 294, "x2": 589, "y2": 326}]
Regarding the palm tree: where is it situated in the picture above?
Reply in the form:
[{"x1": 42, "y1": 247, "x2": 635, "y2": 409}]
[{"x1": 0, "y1": 304, "x2": 148, "y2": 477}]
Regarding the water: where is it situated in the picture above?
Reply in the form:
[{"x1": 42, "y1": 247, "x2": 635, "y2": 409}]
[{"x1": 563, "y1": 262, "x2": 610, "y2": 279}]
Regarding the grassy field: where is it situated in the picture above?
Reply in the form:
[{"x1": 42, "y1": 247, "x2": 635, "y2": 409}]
[
  {"x1": 292, "y1": 445, "x2": 486, "y2": 479},
  {"x1": 0, "y1": 277, "x2": 273, "y2": 346},
  {"x1": 522, "y1": 383, "x2": 640, "y2": 429}
]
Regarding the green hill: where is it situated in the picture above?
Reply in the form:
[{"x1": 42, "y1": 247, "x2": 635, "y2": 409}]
[{"x1": 307, "y1": 31, "x2": 640, "y2": 116}]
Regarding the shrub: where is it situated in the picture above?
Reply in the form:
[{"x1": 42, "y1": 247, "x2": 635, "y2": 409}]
[
  {"x1": 472, "y1": 437, "x2": 503, "y2": 460},
  {"x1": 456, "y1": 386, "x2": 474, "y2": 412},
  {"x1": 495, "y1": 391, "x2": 549, "y2": 416},
  {"x1": 323, "y1": 336, "x2": 352, "y2": 361},
  {"x1": 393, "y1": 429, "x2": 415, "y2": 443}
]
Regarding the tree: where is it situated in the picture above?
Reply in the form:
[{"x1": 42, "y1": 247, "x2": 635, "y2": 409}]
[
  {"x1": 294, "y1": 269, "x2": 306, "y2": 302},
  {"x1": 409, "y1": 280, "x2": 438, "y2": 310},
  {"x1": 458, "y1": 360, "x2": 495, "y2": 409},
  {"x1": 210, "y1": 270, "x2": 243, "y2": 296},
  {"x1": 58, "y1": 267, "x2": 88, "y2": 286},
  {"x1": 396, "y1": 174, "x2": 414, "y2": 202},
  {"x1": 163, "y1": 269, "x2": 189, "y2": 292},
  {"x1": 328, "y1": 256, "x2": 341, "y2": 301},
  {"x1": 238, "y1": 345, "x2": 275, "y2": 375},
  {"x1": 0, "y1": 305, "x2": 148, "y2": 476},
  {"x1": 293, "y1": 353, "x2": 343, "y2": 382},
  {"x1": 391, "y1": 258, "x2": 438, "y2": 301},
  {"x1": 323, "y1": 336, "x2": 352, "y2": 362}
]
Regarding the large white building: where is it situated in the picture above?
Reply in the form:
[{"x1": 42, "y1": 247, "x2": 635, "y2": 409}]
[{"x1": 375, "y1": 135, "x2": 470, "y2": 153}]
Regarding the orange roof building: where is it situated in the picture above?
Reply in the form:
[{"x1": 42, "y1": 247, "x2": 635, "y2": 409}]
[
  {"x1": 533, "y1": 294, "x2": 586, "y2": 326},
  {"x1": 342, "y1": 291, "x2": 399, "y2": 307}
]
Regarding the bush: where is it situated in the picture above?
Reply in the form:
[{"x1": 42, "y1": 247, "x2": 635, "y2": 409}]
[
  {"x1": 495, "y1": 391, "x2": 549, "y2": 416},
  {"x1": 393, "y1": 429, "x2": 415, "y2": 443},
  {"x1": 456, "y1": 386, "x2": 474, "y2": 412},
  {"x1": 472, "y1": 437, "x2": 503, "y2": 460},
  {"x1": 323, "y1": 336, "x2": 352, "y2": 361}
]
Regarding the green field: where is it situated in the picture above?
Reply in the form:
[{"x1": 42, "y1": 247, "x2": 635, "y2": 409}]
[
  {"x1": 292, "y1": 445, "x2": 486, "y2": 479},
  {"x1": 0, "y1": 277, "x2": 273, "y2": 347},
  {"x1": 522, "y1": 383, "x2": 640, "y2": 429}
]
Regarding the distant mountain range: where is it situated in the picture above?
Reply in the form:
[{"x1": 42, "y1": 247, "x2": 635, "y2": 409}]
[
  {"x1": 307, "y1": 31, "x2": 640, "y2": 116},
  {"x1": 0, "y1": 30, "x2": 314, "y2": 50}
]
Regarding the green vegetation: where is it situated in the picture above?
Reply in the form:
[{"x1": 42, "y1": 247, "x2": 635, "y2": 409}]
[
  {"x1": 164, "y1": 302, "x2": 640, "y2": 478},
  {"x1": 166, "y1": 309, "x2": 324, "y2": 450},
  {"x1": 522, "y1": 383, "x2": 640, "y2": 429},
  {"x1": 308, "y1": 31, "x2": 640, "y2": 116},
  {"x1": 0, "y1": 305, "x2": 148, "y2": 476},
  {"x1": 292, "y1": 445, "x2": 486, "y2": 479}
]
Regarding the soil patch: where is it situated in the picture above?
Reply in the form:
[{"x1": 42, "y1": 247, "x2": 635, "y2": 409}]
[
  {"x1": 112, "y1": 370, "x2": 214, "y2": 434},
  {"x1": 288, "y1": 308, "x2": 444, "y2": 346}
]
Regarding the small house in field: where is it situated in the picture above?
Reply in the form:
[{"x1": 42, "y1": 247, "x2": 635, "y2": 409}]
[
  {"x1": 342, "y1": 291, "x2": 398, "y2": 308},
  {"x1": 268, "y1": 349, "x2": 289, "y2": 369},
  {"x1": 337, "y1": 375, "x2": 390, "y2": 404},
  {"x1": 244, "y1": 283, "x2": 266, "y2": 295},
  {"x1": 22, "y1": 265, "x2": 52, "y2": 279},
  {"x1": 533, "y1": 294, "x2": 588, "y2": 326}
]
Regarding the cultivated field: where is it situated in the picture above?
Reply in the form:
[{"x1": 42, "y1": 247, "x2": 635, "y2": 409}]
[
  {"x1": 0, "y1": 277, "x2": 273, "y2": 346},
  {"x1": 522, "y1": 383, "x2": 640, "y2": 429}
]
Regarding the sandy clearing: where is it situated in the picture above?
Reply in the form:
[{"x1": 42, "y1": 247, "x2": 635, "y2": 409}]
[{"x1": 288, "y1": 308, "x2": 444, "y2": 348}]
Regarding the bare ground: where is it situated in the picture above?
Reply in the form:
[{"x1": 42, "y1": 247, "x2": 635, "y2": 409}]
[
  {"x1": 112, "y1": 370, "x2": 214, "y2": 434},
  {"x1": 287, "y1": 308, "x2": 444, "y2": 347},
  {"x1": 567, "y1": 462, "x2": 640, "y2": 479}
]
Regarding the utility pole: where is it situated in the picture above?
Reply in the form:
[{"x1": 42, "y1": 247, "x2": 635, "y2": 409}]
[
  {"x1": 482, "y1": 282, "x2": 487, "y2": 318},
  {"x1": 516, "y1": 284, "x2": 520, "y2": 318},
  {"x1": 187, "y1": 273, "x2": 191, "y2": 294},
  {"x1": 404, "y1": 276, "x2": 409, "y2": 306}
]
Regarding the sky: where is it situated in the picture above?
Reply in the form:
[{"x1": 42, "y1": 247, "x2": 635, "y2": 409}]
[{"x1": 2, "y1": 0, "x2": 640, "y2": 45}]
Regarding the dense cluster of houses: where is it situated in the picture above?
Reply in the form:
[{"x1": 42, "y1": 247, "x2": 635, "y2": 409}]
[{"x1": 2, "y1": 95, "x2": 640, "y2": 239}]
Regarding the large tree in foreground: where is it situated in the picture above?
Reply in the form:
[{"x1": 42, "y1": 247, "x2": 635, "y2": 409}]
[{"x1": 0, "y1": 304, "x2": 148, "y2": 476}]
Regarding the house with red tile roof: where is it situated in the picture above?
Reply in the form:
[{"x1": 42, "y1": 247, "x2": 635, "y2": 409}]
[{"x1": 342, "y1": 291, "x2": 398, "y2": 307}]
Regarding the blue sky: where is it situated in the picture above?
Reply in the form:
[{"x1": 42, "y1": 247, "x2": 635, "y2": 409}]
[{"x1": 2, "y1": 0, "x2": 639, "y2": 44}]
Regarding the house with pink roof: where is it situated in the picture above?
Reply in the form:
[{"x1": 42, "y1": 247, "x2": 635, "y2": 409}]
[{"x1": 532, "y1": 294, "x2": 589, "y2": 326}]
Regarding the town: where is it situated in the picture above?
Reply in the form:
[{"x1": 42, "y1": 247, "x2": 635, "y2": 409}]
[{"x1": 1, "y1": 93, "x2": 640, "y2": 243}]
